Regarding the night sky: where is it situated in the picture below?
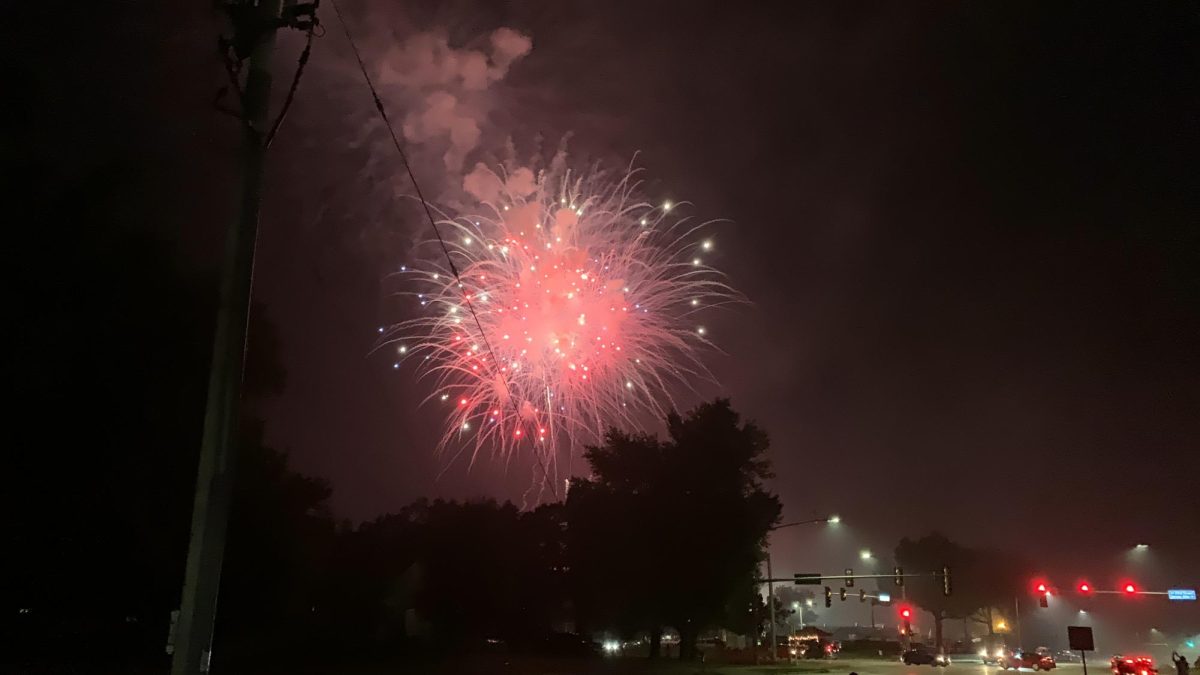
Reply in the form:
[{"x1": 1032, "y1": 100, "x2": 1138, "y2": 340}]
[{"x1": 15, "y1": 0, "x2": 1198, "y2": 608}]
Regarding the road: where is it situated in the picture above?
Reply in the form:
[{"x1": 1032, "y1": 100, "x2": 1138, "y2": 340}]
[{"x1": 828, "y1": 659, "x2": 1090, "y2": 675}]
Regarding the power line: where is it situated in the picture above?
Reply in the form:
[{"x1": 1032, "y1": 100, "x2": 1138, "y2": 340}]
[{"x1": 328, "y1": 0, "x2": 557, "y2": 498}]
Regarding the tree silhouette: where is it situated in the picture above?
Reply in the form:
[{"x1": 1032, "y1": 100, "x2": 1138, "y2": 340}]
[
  {"x1": 568, "y1": 399, "x2": 782, "y2": 659},
  {"x1": 6, "y1": 152, "x2": 315, "y2": 668},
  {"x1": 894, "y1": 534, "x2": 1028, "y2": 651},
  {"x1": 212, "y1": 420, "x2": 335, "y2": 667},
  {"x1": 895, "y1": 533, "x2": 967, "y2": 651}
]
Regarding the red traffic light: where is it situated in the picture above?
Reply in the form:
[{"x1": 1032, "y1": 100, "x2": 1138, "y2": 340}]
[
  {"x1": 899, "y1": 606, "x2": 913, "y2": 619},
  {"x1": 1123, "y1": 582, "x2": 1137, "y2": 594},
  {"x1": 1078, "y1": 582, "x2": 1092, "y2": 594},
  {"x1": 1035, "y1": 582, "x2": 1048, "y2": 594}
]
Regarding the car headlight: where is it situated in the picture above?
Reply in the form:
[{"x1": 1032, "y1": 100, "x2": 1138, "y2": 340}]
[{"x1": 981, "y1": 650, "x2": 989, "y2": 657}]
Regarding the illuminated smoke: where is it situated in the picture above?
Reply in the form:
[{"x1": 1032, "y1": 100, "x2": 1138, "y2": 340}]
[{"x1": 377, "y1": 27, "x2": 532, "y2": 171}]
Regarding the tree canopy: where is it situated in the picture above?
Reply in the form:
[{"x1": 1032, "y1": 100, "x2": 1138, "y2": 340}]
[
  {"x1": 895, "y1": 532, "x2": 1029, "y2": 651},
  {"x1": 567, "y1": 399, "x2": 782, "y2": 659}
]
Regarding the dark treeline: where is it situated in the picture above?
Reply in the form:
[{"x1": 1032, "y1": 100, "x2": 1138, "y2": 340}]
[
  {"x1": 219, "y1": 398, "x2": 779, "y2": 669},
  {"x1": 13, "y1": 390, "x2": 779, "y2": 671},
  {"x1": 5, "y1": 168, "x2": 780, "y2": 669}
]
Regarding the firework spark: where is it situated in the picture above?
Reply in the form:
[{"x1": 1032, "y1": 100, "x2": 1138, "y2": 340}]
[{"x1": 381, "y1": 163, "x2": 739, "y2": 485}]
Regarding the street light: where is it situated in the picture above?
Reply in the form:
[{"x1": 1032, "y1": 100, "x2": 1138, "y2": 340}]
[
  {"x1": 860, "y1": 549, "x2": 873, "y2": 561},
  {"x1": 773, "y1": 516, "x2": 841, "y2": 530},
  {"x1": 764, "y1": 515, "x2": 838, "y2": 662}
]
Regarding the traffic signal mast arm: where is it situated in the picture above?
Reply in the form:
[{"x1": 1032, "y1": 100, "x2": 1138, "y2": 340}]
[
  {"x1": 1077, "y1": 589, "x2": 1173, "y2": 596},
  {"x1": 1035, "y1": 579, "x2": 1183, "y2": 596},
  {"x1": 784, "y1": 571, "x2": 946, "y2": 584}
]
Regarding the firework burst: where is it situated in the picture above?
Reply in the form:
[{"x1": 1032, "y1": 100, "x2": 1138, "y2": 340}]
[{"x1": 381, "y1": 163, "x2": 740, "y2": 486}]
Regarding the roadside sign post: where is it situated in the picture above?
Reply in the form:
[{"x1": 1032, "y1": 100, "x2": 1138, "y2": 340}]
[{"x1": 1068, "y1": 626, "x2": 1094, "y2": 675}]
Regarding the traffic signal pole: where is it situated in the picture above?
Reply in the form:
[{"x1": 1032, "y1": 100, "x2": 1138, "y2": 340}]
[
  {"x1": 172, "y1": 2, "x2": 282, "y2": 673},
  {"x1": 766, "y1": 552, "x2": 778, "y2": 662},
  {"x1": 764, "y1": 517, "x2": 834, "y2": 662},
  {"x1": 1014, "y1": 596, "x2": 1022, "y2": 648}
]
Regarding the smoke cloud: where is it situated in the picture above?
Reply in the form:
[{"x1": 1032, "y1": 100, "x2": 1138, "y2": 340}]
[
  {"x1": 377, "y1": 27, "x2": 532, "y2": 172},
  {"x1": 462, "y1": 163, "x2": 536, "y2": 204}
]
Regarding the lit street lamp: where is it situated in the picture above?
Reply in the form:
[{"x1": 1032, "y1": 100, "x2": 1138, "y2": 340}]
[
  {"x1": 764, "y1": 515, "x2": 838, "y2": 662},
  {"x1": 860, "y1": 549, "x2": 873, "y2": 561}
]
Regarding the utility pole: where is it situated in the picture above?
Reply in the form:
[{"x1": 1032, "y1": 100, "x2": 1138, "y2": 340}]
[
  {"x1": 766, "y1": 552, "x2": 776, "y2": 662},
  {"x1": 1013, "y1": 596, "x2": 1022, "y2": 648},
  {"x1": 761, "y1": 516, "x2": 835, "y2": 663},
  {"x1": 172, "y1": 1, "x2": 283, "y2": 673}
]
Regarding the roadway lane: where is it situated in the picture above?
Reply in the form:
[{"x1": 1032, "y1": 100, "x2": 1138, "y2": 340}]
[{"x1": 827, "y1": 659, "x2": 1088, "y2": 675}]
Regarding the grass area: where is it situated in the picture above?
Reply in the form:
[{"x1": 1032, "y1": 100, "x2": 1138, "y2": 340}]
[
  {"x1": 370, "y1": 656, "x2": 835, "y2": 675},
  {"x1": 0, "y1": 656, "x2": 844, "y2": 675},
  {"x1": 563, "y1": 660, "x2": 835, "y2": 675},
  {"x1": 700, "y1": 666, "x2": 833, "y2": 675}
]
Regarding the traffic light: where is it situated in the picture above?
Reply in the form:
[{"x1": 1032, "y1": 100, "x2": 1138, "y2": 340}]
[
  {"x1": 894, "y1": 566, "x2": 904, "y2": 587},
  {"x1": 845, "y1": 568, "x2": 855, "y2": 588},
  {"x1": 1034, "y1": 580, "x2": 1049, "y2": 608},
  {"x1": 1078, "y1": 581, "x2": 1092, "y2": 594},
  {"x1": 1123, "y1": 582, "x2": 1138, "y2": 595},
  {"x1": 860, "y1": 589, "x2": 867, "y2": 603},
  {"x1": 900, "y1": 606, "x2": 912, "y2": 619},
  {"x1": 839, "y1": 587, "x2": 847, "y2": 602},
  {"x1": 824, "y1": 586, "x2": 833, "y2": 608},
  {"x1": 899, "y1": 605, "x2": 913, "y2": 635},
  {"x1": 942, "y1": 565, "x2": 952, "y2": 597}
]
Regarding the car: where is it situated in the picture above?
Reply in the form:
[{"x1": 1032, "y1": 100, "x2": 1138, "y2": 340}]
[
  {"x1": 981, "y1": 646, "x2": 1009, "y2": 665},
  {"x1": 1111, "y1": 655, "x2": 1158, "y2": 675},
  {"x1": 542, "y1": 632, "x2": 599, "y2": 657},
  {"x1": 1056, "y1": 651, "x2": 1082, "y2": 663},
  {"x1": 823, "y1": 640, "x2": 842, "y2": 659},
  {"x1": 903, "y1": 645, "x2": 951, "y2": 667},
  {"x1": 999, "y1": 648, "x2": 1056, "y2": 671}
]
